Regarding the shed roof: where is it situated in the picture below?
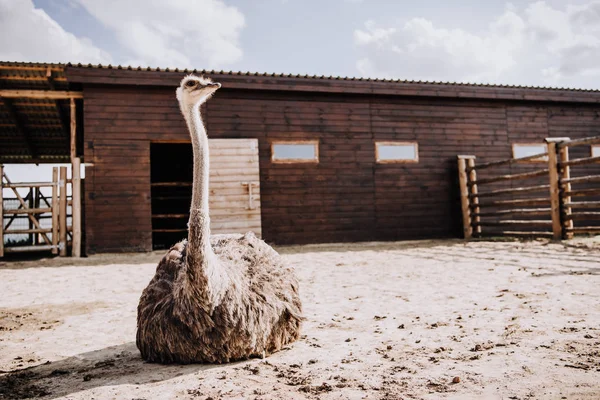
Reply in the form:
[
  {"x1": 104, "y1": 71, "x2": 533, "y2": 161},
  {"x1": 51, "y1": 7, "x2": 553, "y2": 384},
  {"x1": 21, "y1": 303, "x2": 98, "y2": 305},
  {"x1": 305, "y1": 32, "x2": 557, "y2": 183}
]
[
  {"x1": 0, "y1": 62, "x2": 81, "y2": 163},
  {"x1": 63, "y1": 62, "x2": 600, "y2": 104}
]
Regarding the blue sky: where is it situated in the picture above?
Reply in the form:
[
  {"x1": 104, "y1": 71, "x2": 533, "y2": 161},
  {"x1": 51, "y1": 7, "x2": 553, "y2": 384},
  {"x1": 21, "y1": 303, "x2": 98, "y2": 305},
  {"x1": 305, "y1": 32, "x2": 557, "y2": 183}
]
[{"x1": 1, "y1": 0, "x2": 600, "y2": 87}]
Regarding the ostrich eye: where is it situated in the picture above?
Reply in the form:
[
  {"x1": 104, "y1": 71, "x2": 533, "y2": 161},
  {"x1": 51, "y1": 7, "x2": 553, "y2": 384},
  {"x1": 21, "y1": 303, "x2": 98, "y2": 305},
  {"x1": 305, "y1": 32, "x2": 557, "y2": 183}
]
[{"x1": 185, "y1": 80, "x2": 196, "y2": 88}]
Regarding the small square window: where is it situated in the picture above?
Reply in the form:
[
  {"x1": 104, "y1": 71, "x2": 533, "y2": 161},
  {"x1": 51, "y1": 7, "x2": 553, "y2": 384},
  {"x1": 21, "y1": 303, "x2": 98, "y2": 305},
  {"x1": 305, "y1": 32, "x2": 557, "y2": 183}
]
[
  {"x1": 512, "y1": 143, "x2": 548, "y2": 162},
  {"x1": 271, "y1": 140, "x2": 319, "y2": 163},
  {"x1": 375, "y1": 142, "x2": 419, "y2": 163},
  {"x1": 592, "y1": 145, "x2": 600, "y2": 158}
]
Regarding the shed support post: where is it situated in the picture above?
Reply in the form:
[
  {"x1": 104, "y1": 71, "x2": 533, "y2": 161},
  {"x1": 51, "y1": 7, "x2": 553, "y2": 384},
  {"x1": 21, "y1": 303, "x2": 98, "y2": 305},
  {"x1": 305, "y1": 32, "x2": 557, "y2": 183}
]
[
  {"x1": 59, "y1": 167, "x2": 67, "y2": 256},
  {"x1": 70, "y1": 98, "x2": 76, "y2": 161},
  {"x1": 546, "y1": 139, "x2": 562, "y2": 240},
  {"x1": 51, "y1": 167, "x2": 59, "y2": 255},
  {"x1": 72, "y1": 158, "x2": 81, "y2": 257}
]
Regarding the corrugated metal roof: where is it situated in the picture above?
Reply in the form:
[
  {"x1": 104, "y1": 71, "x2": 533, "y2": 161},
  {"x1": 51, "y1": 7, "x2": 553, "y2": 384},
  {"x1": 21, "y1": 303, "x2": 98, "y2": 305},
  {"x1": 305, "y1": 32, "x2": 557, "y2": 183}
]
[{"x1": 3, "y1": 60, "x2": 599, "y2": 93}]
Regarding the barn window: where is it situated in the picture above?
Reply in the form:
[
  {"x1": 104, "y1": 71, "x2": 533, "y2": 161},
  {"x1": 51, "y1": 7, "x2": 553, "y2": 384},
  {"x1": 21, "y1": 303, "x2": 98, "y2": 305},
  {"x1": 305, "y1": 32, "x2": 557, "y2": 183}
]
[
  {"x1": 271, "y1": 141, "x2": 319, "y2": 163},
  {"x1": 512, "y1": 143, "x2": 548, "y2": 162},
  {"x1": 592, "y1": 145, "x2": 600, "y2": 158},
  {"x1": 375, "y1": 142, "x2": 419, "y2": 163}
]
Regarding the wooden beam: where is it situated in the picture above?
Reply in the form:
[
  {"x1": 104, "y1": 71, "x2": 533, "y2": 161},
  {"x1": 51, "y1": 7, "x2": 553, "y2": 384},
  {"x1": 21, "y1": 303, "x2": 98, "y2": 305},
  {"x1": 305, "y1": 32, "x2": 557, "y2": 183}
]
[
  {"x1": 557, "y1": 143, "x2": 573, "y2": 239},
  {"x1": 70, "y1": 98, "x2": 76, "y2": 160},
  {"x1": 546, "y1": 141, "x2": 562, "y2": 240},
  {"x1": 0, "y1": 65, "x2": 63, "y2": 71},
  {"x1": 52, "y1": 167, "x2": 58, "y2": 255},
  {"x1": 46, "y1": 68, "x2": 71, "y2": 139},
  {"x1": 1, "y1": 97, "x2": 36, "y2": 158},
  {"x1": 0, "y1": 164, "x2": 3, "y2": 258},
  {"x1": 59, "y1": 167, "x2": 67, "y2": 256},
  {"x1": 457, "y1": 156, "x2": 472, "y2": 239},
  {"x1": 467, "y1": 158, "x2": 481, "y2": 235},
  {"x1": 71, "y1": 158, "x2": 81, "y2": 257},
  {"x1": 0, "y1": 90, "x2": 83, "y2": 99}
]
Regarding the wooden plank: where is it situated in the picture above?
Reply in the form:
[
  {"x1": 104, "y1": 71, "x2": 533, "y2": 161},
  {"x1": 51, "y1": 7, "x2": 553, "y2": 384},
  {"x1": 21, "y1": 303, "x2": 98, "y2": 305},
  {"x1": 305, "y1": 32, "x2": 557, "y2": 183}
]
[
  {"x1": 52, "y1": 167, "x2": 58, "y2": 255},
  {"x1": 475, "y1": 198, "x2": 550, "y2": 208},
  {"x1": 561, "y1": 175, "x2": 600, "y2": 185},
  {"x1": 474, "y1": 220, "x2": 553, "y2": 227},
  {"x1": 0, "y1": 90, "x2": 83, "y2": 99},
  {"x1": 471, "y1": 151, "x2": 549, "y2": 170},
  {"x1": 563, "y1": 212, "x2": 600, "y2": 221},
  {"x1": 472, "y1": 169, "x2": 549, "y2": 186},
  {"x1": 4, "y1": 182, "x2": 57, "y2": 188},
  {"x1": 457, "y1": 157, "x2": 472, "y2": 239},
  {"x1": 0, "y1": 164, "x2": 3, "y2": 258},
  {"x1": 3, "y1": 245, "x2": 58, "y2": 253},
  {"x1": 563, "y1": 188, "x2": 600, "y2": 197},
  {"x1": 70, "y1": 98, "x2": 76, "y2": 160},
  {"x1": 4, "y1": 228, "x2": 53, "y2": 234},
  {"x1": 559, "y1": 155, "x2": 600, "y2": 168},
  {"x1": 472, "y1": 184, "x2": 550, "y2": 199},
  {"x1": 565, "y1": 227, "x2": 600, "y2": 233},
  {"x1": 3, "y1": 207, "x2": 52, "y2": 215},
  {"x1": 546, "y1": 141, "x2": 562, "y2": 239},
  {"x1": 557, "y1": 135, "x2": 600, "y2": 148},
  {"x1": 72, "y1": 158, "x2": 81, "y2": 257},
  {"x1": 564, "y1": 201, "x2": 600, "y2": 209},
  {"x1": 474, "y1": 231, "x2": 554, "y2": 238},
  {"x1": 474, "y1": 208, "x2": 551, "y2": 217},
  {"x1": 59, "y1": 167, "x2": 67, "y2": 256}
]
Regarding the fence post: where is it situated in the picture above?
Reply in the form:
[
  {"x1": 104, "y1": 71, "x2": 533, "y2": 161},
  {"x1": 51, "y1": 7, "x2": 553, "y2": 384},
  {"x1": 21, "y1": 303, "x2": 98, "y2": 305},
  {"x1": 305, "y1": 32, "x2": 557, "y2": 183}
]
[
  {"x1": 59, "y1": 167, "x2": 67, "y2": 256},
  {"x1": 0, "y1": 164, "x2": 3, "y2": 258},
  {"x1": 546, "y1": 139, "x2": 562, "y2": 240},
  {"x1": 466, "y1": 157, "x2": 481, "y2": 236},
  {"x1": 558, "y1": 141, "x2": 573, "y2": 239},
  {"x1": 51, "y1": 167, "x2": 59, "y2": 255},
  {"x1": 458, "y1": 156, "x2": 472, "y2": 239},
  {"x1": 72, "y1": 158, "x2": 81, "y2": 257}
]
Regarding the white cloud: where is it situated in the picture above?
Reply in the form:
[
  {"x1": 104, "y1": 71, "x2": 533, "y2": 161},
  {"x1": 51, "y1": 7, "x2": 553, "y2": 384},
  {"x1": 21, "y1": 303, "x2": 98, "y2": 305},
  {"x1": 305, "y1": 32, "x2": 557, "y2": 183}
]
[
  {"x1": 353, "y1": 1, "x2": 600, "y2": 88},
  {"x1": 73, "y1": 0, "x2": 245, "y2": 69},
  {"x1": 0, "y1": 0, "x2": 111, "y2": 64}
]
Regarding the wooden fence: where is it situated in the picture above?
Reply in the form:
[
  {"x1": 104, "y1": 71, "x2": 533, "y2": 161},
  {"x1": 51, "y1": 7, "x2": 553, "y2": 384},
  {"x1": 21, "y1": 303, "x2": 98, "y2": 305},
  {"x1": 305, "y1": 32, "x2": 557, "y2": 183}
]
[
  {"x1": 0, "y1": 159, "x2": 82, "y2": 257},
  {"x1": 458, "y1": 136, "x2": 600, "y2": 240}
]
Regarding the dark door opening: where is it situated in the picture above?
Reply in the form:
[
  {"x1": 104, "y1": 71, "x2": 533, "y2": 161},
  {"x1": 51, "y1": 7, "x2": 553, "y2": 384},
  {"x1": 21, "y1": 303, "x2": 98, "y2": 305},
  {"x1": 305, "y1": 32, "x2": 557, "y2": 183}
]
[{"x1": 150, "y1": 143, "x2": 193, "y2": 250}]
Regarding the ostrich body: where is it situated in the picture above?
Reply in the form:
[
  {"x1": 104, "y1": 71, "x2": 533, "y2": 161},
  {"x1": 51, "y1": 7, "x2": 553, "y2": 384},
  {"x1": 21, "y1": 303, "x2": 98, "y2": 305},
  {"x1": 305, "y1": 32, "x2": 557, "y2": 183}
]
[{"x1": 136, "y1": 75, "x2": 302, "y2": 364}]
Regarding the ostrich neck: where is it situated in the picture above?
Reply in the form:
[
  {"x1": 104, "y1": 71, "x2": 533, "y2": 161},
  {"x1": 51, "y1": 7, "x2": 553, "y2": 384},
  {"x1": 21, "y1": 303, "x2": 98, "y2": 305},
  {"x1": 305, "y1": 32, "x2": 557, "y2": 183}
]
[{"x1": 184, "y1": 103, "x2": 213, "y2": 278}]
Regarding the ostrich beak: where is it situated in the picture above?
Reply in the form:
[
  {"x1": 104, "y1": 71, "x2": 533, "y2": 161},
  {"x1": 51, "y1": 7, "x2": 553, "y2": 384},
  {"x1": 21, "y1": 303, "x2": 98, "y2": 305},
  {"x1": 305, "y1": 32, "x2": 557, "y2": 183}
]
[{"x1": 208, "y1": 82, "x2": 221, "y2": 89}]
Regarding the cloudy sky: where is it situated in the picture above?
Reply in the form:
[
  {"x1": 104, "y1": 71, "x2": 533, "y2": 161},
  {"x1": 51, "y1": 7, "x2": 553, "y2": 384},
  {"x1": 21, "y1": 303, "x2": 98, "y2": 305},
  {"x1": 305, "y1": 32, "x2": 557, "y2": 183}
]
[{"x1": 1, "y1": 0, "x2": 600, "y2": 89}]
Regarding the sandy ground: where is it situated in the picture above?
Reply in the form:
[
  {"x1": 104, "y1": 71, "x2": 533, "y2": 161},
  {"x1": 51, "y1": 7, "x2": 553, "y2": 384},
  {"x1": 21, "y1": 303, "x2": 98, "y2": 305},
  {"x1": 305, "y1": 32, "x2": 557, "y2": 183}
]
[{"x1": 0, "y1": 238, "x2": 599, "y2": 400}]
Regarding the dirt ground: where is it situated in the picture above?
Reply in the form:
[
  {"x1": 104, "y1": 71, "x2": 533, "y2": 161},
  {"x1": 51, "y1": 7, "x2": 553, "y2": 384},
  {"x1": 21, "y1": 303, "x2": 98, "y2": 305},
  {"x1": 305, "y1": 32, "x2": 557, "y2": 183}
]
[{"x1": 0, "y1": 237, "x2": 599, "y2": 400}]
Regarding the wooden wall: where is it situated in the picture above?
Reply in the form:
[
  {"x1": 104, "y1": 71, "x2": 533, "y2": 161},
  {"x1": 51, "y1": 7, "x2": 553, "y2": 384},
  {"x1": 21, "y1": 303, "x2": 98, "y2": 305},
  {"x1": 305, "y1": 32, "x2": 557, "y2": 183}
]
[{"x1": 82, "y1": 84, "x2": 600, "y2": 253}]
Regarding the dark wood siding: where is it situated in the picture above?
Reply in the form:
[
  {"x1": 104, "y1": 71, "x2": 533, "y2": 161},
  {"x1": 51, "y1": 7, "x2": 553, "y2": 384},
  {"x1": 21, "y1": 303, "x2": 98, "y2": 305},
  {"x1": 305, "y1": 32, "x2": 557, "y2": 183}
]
[{"x1": 81, "y1": 82, "x2": 600, "y2": 253}]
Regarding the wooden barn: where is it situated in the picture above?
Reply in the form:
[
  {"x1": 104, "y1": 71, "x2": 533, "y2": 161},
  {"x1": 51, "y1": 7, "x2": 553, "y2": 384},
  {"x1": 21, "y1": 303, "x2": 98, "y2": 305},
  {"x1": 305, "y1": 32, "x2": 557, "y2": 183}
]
[{"x1": 1, "y1": 61, "x2": 600, "y2": 255}]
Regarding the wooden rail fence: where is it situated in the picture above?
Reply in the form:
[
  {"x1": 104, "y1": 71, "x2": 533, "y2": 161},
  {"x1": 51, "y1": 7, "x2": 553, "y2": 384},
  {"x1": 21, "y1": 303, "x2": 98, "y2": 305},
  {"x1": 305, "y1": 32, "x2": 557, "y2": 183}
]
[
  {"x1": 458, "y1": 136, "x2": 600, "y2": 240},
  {"x1": 0, "y1": 160, "x2": 82, "y2": 257}
]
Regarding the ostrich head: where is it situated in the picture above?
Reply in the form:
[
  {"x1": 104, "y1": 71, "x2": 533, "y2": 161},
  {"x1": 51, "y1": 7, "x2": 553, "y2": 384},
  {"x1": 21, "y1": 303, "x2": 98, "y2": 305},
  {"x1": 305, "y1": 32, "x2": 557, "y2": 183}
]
[{"x1": 176, "y1": 74, "x2": 221, "y2": 107}]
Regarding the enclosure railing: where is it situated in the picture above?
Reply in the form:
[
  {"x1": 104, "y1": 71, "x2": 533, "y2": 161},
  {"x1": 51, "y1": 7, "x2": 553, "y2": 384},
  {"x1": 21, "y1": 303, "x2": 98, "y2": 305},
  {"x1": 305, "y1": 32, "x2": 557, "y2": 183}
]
[
  {"x1": 0, "y1": 161, "x2": 81, "y2": 257},
  {"x1": 556, "y1": 136, "x2": 600, "y2": 239},
  {"x1": 458, "y1": 135, "x2": 600, "y2": 240}
]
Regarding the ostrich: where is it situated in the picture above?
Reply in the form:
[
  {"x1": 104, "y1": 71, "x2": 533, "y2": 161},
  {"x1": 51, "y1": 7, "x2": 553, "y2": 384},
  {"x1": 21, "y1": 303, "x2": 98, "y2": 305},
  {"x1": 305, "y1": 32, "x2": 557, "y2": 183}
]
[{"x1": 136, "y1": 75, "x2": 303, "y2": 364}]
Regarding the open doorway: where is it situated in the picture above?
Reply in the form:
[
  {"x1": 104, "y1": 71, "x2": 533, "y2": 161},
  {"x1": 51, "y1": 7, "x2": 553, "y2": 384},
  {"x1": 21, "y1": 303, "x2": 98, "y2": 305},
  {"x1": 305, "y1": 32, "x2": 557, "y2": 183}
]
[{"x1": 150, "y1": 139, "x2": 262, "y2": 250}]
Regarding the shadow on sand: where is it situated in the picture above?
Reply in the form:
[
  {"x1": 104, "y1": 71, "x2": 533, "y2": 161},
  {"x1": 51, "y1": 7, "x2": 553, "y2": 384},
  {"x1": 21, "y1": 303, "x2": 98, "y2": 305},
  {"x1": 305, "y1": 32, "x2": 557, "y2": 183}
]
[{"x1": 0, "y1": 342, "x2": 239, "y2": 399}]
